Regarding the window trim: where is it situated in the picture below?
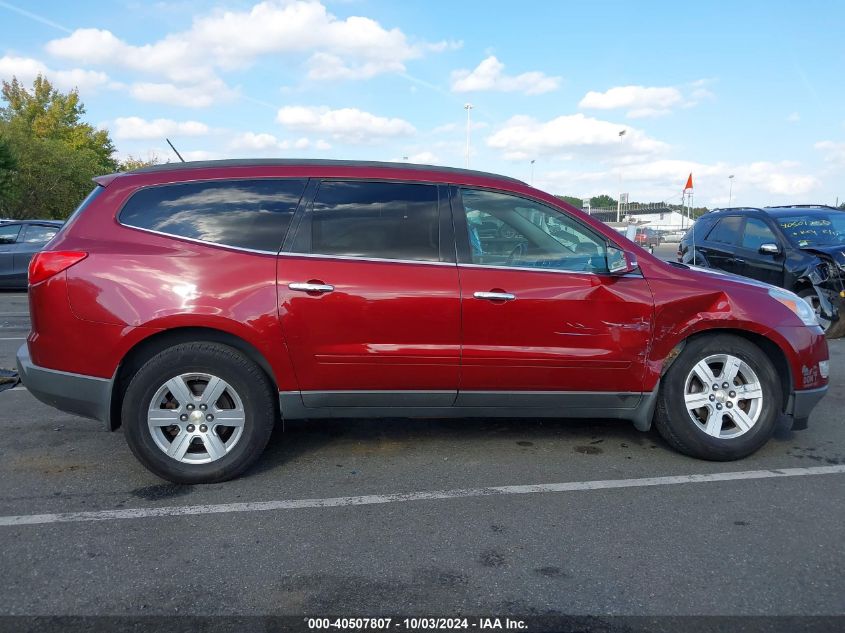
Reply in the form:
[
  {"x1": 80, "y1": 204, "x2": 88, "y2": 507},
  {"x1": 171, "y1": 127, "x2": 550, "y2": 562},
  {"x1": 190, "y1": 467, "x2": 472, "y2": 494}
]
[
  {"x1": 450, "y1": 185, "x2": 625, "y2": 276},
  {"x1": 284, "y1": 178, "x2": 451, "y2": 264},
  {"x1": 115, "y1": 176, "x2": 309, "y2": 255}
]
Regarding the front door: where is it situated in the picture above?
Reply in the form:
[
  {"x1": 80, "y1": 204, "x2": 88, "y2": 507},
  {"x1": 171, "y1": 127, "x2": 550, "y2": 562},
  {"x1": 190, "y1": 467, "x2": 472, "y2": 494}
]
[
  {"x1": 278, "y1": 180, "x2": 461, "y2": 407},
  {"x1": 452, "y1": 187, "x2": 654, "y2": 408}
]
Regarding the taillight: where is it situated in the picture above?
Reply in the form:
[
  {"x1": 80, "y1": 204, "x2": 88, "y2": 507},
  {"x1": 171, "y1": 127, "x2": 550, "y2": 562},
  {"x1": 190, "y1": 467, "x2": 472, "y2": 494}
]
[{"x1": 28, "y1": 251, "x2": 88, "y2": 285}]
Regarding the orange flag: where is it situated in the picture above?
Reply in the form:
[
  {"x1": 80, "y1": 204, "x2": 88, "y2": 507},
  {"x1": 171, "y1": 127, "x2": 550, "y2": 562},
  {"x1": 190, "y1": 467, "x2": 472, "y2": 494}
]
[{"x1": 684, "y1": 173, "x2": 694, "y2": 190}]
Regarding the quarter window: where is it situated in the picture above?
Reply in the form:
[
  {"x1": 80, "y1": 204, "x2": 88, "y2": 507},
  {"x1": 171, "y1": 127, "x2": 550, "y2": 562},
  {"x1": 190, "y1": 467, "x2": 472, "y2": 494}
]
[
  {"x1": 460, "y1": 188, "x2": 609, "y2": 273},
  {"x1": 741, "y1": 218, "x2": 777, "y2": 250},
  {"x1": 119, "y1": 179, "x2": 307, "y2": 252},
  {"x1": 292, "y1": 181, "x2": 441, "y2": 262}
]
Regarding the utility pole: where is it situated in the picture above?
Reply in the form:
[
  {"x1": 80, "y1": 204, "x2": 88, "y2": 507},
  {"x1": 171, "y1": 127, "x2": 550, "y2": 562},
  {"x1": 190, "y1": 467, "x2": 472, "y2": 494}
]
[
  {"x1": 728, "y1": 174, "x2": 735, "y2": 206},
  {"x1": 616, "y1": 129, "x2": 626, "y2": 222},
  {"x1": 464, "y1": 103, "x2": 474, "y2": 168}
]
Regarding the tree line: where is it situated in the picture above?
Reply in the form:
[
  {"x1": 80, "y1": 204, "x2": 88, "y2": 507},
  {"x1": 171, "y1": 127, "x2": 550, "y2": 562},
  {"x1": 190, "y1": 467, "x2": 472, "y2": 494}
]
[{"x1": 0, "y1": 76, "x2": 156, "y2": 220}]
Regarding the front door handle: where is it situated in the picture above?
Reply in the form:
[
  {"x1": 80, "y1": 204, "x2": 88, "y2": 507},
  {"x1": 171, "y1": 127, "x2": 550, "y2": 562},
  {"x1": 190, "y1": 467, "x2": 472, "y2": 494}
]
[
  {"x1": 474, "y1": 291, "x2": 516, "y2": 301},
  {"x1": 289, "y1": 282, "x2": 335, "y2": 293},
  {"x1": 734, "y1": 258, "x2": 745, "y2": 264}
]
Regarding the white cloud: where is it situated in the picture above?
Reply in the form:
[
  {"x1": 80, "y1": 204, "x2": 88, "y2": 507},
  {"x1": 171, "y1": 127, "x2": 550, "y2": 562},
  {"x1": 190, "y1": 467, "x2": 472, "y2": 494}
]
[
  {"x1": 45, "y1": 1, "x2": 451, "y2": 104},
  {"x1": 0, "y1": 55, "x2": 110, "y2": 92},
  {"x1": 433, "y1": 121, "x2": 488, "y2": 134},
  {"x1": 451, "y1": 56, "x2": 560, "y2": 95},
  {"x1": 815, "y1": 140, "x2": 845, "y2": 166},
  {"x1": 579, "y1": 85, "x2": 683, "y2": 118},
  {"x1": 486, "y1": 113, "x2": 669, "y2": 161},
  {"x1": 787, "y1": 112, "x2": 801, "y2": 123},
  {"x1": 112, "y1": 117, "x2": 210, "y2": 140},
  {"x1": 392, "y1": 151, "x2": 439, "y2": 164},
  {"x1": 276, "y1": 106, "x2": 415, "y2": 143},
  {"x1": 129, "y1": 79, "x2": 236, "y2": 108},
  {"x1": 229, "y1": 132, "x2": 333, "y2": 155}
]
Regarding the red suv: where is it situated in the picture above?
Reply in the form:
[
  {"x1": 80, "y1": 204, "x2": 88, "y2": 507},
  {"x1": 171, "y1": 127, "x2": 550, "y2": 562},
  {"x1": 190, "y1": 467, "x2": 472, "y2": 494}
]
[{"x1": 17, "y1": 160, "x2": 830, "y2": 483}]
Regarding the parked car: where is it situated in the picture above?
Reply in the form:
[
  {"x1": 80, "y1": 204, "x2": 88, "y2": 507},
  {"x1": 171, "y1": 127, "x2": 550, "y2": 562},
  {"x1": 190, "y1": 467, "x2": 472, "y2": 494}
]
[
  {"x1": 17, "y1": 160, "x2": 829, "y2": 483},
  {"x1": 634, "y1": 227, "x2": 661, "y2": 249},
  {"x1": 678, "y1": 205, "x2": 845, "y2": 337},
  {"x1": 0, "y1": 220, "x2": 63, "y2": 289}
]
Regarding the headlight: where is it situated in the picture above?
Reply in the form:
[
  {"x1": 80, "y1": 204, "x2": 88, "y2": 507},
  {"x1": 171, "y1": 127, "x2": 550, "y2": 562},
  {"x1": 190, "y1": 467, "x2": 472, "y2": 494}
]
[{"x1": 768, "y1": 288, "x2": 819, "y2": 327}]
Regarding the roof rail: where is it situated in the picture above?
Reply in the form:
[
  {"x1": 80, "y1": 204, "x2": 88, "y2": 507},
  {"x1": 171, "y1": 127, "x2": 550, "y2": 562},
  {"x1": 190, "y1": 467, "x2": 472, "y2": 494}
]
[
  {"x1": 764, "y1": 204, "x2": 842, "y2": 210},
  {"x1": 709, "y1": 207, "x2": 764, "y2": 213},
  {"x1": 113, "y1": 158, "x2": 526, "y2": 185}
]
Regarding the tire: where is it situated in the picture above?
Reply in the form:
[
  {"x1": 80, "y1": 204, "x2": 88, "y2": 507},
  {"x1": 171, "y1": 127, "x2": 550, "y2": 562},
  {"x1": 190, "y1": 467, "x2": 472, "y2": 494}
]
[
  {"x1": 122, "y1": 342, "x2": 277, "y2": 483},
  {"x1": 797, "y1": 288, "x2": 845, "y2": 339},
  {"x1": 654, "y1": 334, "x2": 781, "y2": 461}
]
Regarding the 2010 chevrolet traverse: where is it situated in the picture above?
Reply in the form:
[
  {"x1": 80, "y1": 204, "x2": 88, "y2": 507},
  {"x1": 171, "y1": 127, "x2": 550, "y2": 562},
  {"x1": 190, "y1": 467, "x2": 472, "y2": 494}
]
[{"x1": 17, "y1": 160, "x2": 829, "y2": 483}]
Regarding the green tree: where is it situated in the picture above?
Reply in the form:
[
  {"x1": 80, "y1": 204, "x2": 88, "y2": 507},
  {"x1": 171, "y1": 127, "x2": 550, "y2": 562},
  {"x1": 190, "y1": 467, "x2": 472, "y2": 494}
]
[
  {"x1": 118, "y1": 153, "x2": 162, "y2": 172},
  {"x1": 589, "y1": 194, "x2": 617, "y2": 208},
  {"x1": 0, "y1": 136, "x2": 15, "y2": 206},
  {"x1": 555, "y1": 195, "x2": 583, "y2": 208},
  {"x1": 0, "y1": 75, "x2": 117, "y2": 219}
]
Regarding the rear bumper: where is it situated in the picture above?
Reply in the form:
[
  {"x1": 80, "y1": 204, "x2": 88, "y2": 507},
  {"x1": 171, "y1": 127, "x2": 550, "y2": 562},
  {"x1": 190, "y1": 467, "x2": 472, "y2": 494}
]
[
  {"x1": 785, "y1": 385, "x2": 828, "y2": 430},
  {"x1": 16, "y1": 344, "x2": 112, "y2": 426}
]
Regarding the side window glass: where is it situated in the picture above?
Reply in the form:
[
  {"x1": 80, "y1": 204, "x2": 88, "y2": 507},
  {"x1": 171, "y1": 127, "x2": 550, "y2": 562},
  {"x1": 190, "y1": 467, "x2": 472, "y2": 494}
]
[
  {"x1": 741, "y1": 218, "x2": 777, "y2": 250},
  {"x1": 119, "y1": 179, "x2": 307, "y2": 252},
  {"x1": 706, "y1": 216, "x2": 742, "y2": 244},
  {"x1": 294, "y1": 181, "x2": 440, "y2": 262},
  {"x1": 460, "y1": 188, "x2": 608, "y2": 273},
  {"x1": 0, "y1": 224, "x2": 21, "y2": 245},
  {"x1": 22, "y1": 225, "x2": 59, "y2": 244}
]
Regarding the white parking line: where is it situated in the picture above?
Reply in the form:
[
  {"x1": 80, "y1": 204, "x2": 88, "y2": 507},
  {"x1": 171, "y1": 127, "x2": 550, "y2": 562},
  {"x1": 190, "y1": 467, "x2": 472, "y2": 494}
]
[
  {"x1": 0, "y1": 337, "x2": 26, "y2": 341},
  {"x1": 0, "y1": 313, "x2": 29, "y2": 317},
  {"x1": 1, "y1": 465, "x2": 843, "y2": 527}
]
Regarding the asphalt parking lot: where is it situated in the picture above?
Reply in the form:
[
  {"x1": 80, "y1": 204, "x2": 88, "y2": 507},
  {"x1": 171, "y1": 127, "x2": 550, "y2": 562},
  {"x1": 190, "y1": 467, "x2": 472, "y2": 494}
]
[{"x1": 0, "y1": 284, "x2": 843, "y2": 619}]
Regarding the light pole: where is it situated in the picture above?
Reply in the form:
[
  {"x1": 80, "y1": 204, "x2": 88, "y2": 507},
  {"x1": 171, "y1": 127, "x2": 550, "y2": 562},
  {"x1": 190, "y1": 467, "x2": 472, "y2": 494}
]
[
  {"x1": 530, "y1": 159, "x2": 535, "y2": 186},
  {"x1": 616, "y1": 129, "x2": 626, "y2": 222},
  {"x1": 728, "y1": 174, "x2": 735, "y2": 206},
  {"x1": 464, "y1": 103, "x2": 474, "y2": 168}
]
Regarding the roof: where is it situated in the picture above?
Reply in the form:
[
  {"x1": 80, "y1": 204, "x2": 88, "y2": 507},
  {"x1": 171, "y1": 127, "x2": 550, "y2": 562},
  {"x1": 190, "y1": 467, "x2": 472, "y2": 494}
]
[
  {"x1": 119, "y1": 158, "x2": 525, "y2": 185},
  {"x1": 709, "y1": 205, "x2": 843, "y2": 218}
]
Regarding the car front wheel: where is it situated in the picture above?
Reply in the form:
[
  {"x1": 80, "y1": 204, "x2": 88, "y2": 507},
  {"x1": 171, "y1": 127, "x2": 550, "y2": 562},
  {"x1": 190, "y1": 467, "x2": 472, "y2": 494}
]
[
  {"x1": 654, "y1": 334, "x2": 781, "y2": 461},
  {"x1": 122, "y1": 342, "x2": 277, "y2": 483}
]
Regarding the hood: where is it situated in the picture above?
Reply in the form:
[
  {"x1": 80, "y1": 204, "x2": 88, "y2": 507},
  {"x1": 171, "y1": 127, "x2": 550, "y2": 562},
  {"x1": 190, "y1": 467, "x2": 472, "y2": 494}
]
[
  {"x1": 800, "y1": 245, "x2": 845, "y2": 268},
  {"x1": 685, "y1": 263, "x2": 778, "y2": 291}
]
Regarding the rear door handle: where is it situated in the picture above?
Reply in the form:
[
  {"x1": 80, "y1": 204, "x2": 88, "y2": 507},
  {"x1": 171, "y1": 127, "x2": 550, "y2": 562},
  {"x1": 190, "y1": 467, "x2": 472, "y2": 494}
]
[
  {"x1": 289, "y1": 282, "x2": 335, "y2": 293},
  {"x1": 734, "y1": 258, "x2": 745, "y2": 264},
  {"x1": 474, "y1": 291, "x2": 516, "y2": 301}
]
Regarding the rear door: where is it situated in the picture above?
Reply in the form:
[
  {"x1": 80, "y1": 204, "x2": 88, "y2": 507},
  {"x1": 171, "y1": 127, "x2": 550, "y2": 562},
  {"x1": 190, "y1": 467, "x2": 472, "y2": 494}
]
[
  {"x1": 13, "y1": 224, "x2": 60, "y2": 279},
  {"x1": 735, "y1": 217, "x2": 784, "y2": 286},
  {"x1": 452, "y1": 187, "x2": 654, "y2": 408},
  {"x1": 0, "y1": 224, "x2": 23, "y2": 286},
  {"x1": 277, "y1": 180, "x2": 461, "y2": 407},
  {"x1": 697, "y1": 215, "x2": 742, "y2": 273}
]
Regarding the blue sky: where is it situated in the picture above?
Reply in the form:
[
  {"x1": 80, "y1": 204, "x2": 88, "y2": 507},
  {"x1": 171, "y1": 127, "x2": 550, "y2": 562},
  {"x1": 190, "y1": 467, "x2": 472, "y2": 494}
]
[{"x1": 1, "y1": 0, "x2": 843, "y2": 207}]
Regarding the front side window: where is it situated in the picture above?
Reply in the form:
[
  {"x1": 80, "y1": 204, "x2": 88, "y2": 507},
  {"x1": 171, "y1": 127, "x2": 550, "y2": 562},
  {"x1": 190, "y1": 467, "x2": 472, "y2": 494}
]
[
  {"x1": 741, "y1": 218, "x2": 777, "y2": 250},
  {"x1": 292, "y1": 181, "x2": 440, "y2": 262},
  {"x1": 119, "y1": 179, "x2": 307, "y2": 252},
  {"x1": 0, "y1": 224, "x2": 21, "y2": 245},
  {"x1": 22, "y1": 225, "x2": 59, "y2": 244},
  {"x1": 460, "y1": 188, "x2": 608, "y2": 273}
]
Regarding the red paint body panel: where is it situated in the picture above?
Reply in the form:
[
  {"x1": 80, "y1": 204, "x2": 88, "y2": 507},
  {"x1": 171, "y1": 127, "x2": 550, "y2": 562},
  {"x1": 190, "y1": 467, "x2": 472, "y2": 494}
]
[
  {"x1": 25, "y1": 161, "x2": 828, "y2": 412},
  {"x1": 457, "y1": 267, "x2": 653, "y2": 392},
  {"x1": 276, "y1": 255, "x2": 460, "y2": 392}
]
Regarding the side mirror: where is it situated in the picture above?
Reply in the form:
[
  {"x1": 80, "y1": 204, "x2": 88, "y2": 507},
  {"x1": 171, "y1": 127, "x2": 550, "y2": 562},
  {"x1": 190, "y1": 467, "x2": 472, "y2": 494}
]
[
  {"x1": 607, "y1": 247, "x2": 638, "y2": 274},
  {"x1": 759, "y1": 242, "x2": 781, "y2": 255}
]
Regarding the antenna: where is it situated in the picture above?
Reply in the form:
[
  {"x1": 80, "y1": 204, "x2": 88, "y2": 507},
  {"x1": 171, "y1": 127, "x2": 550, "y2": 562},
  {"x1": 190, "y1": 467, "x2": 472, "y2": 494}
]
[{"x1": 165, "y1": 138, "x2": 185, "y2": 163}]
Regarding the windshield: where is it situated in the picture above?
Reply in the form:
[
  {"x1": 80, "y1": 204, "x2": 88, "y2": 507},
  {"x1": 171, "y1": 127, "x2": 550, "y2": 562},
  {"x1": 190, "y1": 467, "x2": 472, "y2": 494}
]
[{"x1": 776, "y1": 214, "x2": 845, "y2": 247}]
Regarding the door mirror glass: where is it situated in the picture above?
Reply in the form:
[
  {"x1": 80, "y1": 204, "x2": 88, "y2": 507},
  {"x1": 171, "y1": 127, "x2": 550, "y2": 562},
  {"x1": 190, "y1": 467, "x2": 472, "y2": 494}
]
[
  {"x1": 759, "y1": 242, "x2": 780, "y2": 255},
  {"x1": 607, "y1": 247, "x2": 638, "y2": 274}
]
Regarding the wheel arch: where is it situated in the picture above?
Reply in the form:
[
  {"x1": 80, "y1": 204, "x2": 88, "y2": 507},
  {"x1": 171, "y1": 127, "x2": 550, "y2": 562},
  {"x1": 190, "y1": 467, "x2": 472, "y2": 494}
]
[
  {"x1": 109, "y1": 327, "x2": 279, "y2": 430},
  {"x1": 660, "y1": 328, "x2": 792, "y2": 413}
]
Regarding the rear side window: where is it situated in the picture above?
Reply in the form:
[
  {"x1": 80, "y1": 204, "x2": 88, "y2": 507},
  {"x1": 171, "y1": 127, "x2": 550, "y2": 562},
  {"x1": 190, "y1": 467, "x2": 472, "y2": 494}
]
[
  {"x1": 120, "y1": 179, "x2": 307, "y2": 252},
  {"x1": 0, "y1": 224, "x2": 21, "y2": 244},
  {"x1": 22, "y1": 225, "x2": 59, "y2": 244},
  {"x1": 291, "y1": 181, "x2": 440, "y2": 262},
  {"x1": 706, "y1": 216, "x2": 742, "y2": 244}
]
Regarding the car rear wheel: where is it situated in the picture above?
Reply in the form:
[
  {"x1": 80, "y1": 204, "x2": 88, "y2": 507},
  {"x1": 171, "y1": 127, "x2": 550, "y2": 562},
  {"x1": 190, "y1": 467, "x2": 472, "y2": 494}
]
[
  {"x1": 654, "y1": 334, "x2": 781, "y2": 461},
  {"x1": 122, "y1": 342, "x2": 276, "y2": 483}
]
